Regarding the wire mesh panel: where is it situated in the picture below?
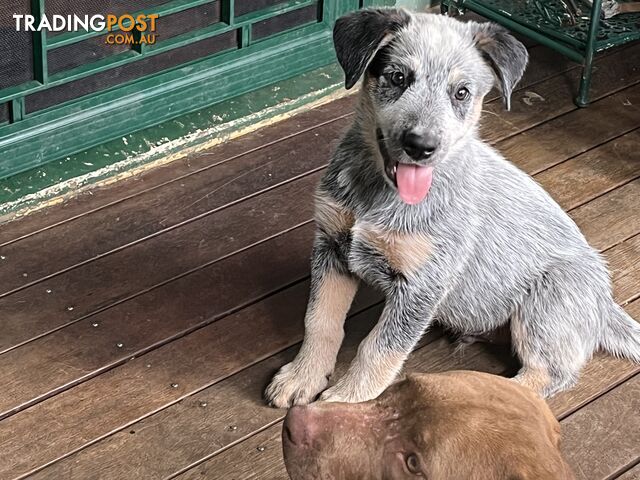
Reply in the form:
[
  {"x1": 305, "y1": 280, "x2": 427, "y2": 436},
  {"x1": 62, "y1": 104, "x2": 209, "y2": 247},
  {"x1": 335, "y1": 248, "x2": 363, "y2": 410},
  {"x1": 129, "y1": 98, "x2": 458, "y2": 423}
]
[
  {"x1": 27, "y1": 30, "x2": 238, "y2": 112},
  {"x1": 236, "y1": 0, "x2": 284, "y2": 16},
  {"x1": 0, "y1": 0, "x2": 34, "y2": 90},
  {"x1": 46, "y1": 2, "x2": 223, "y2": 76},
  {"x1": 2, "y1": 0, "x2": 332, "y2": 110},
  {"x1": 0, "y1": 103, "x2": 9, "y2": 125},
  {"x1": 252, "y1": 3, "x2": 320, "y2": 40},
  {"x1": 154, "y1": 1, "x2": 222, "y2": 40},
  {"x1": 47, "y1": 32, "x2": 130, "y2": 75}
]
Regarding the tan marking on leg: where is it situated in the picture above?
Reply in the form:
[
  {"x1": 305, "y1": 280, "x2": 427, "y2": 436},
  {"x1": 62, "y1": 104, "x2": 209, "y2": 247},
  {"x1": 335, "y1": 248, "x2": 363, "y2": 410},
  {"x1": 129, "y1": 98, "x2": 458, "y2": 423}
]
[
  {"x1": 510, "y1": 313, "x2": 552, "y2": 395},
  {"x1": 513, "y1": 367, "x2": 551, "y2": 395},
  {"x1": 302, "y1": 271, "x2": 359, "y2": 373},
  {"x1": 314, "y1": 191, "x2": 355, "y2": 236},
  {"x1": 348, "y1": 347, "x2": 405, "y2": 401},
  {"x1": 265, "y1": 271, "x2": 358, "y2": 407},
  {"x1": 354, "y1": 223, "x2": 433, "y2": 275},
  {"x1": 321, "y1": 321, "x2": 407, "y2": 403},
  {"x1": 322, "y1": 348, "x2": 406, "y2": 403}
]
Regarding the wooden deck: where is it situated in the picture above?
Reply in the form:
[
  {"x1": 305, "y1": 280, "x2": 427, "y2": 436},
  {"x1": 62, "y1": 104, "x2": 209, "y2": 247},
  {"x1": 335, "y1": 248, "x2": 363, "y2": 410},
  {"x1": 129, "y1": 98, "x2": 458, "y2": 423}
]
[{"x1": 0, "y1": 39, "x2": 639, "y2": 480}]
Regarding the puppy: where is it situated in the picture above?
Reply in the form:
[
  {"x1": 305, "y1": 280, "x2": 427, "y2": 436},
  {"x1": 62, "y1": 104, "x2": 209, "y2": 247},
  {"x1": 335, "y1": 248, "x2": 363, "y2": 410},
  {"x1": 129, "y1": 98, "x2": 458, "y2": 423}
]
[
  {"x1": 283, "y1": 371, "x2": 575, "y2": 479},
  {"x1": 265, "y1": 9, "x2": 640, "y2": 407}
]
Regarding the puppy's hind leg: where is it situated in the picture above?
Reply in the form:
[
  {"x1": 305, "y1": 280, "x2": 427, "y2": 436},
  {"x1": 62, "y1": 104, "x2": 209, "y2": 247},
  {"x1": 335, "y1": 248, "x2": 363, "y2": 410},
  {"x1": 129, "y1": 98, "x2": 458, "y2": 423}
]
[{"x1": 511, "y1": 273, "x2": 596, "y2": 398}]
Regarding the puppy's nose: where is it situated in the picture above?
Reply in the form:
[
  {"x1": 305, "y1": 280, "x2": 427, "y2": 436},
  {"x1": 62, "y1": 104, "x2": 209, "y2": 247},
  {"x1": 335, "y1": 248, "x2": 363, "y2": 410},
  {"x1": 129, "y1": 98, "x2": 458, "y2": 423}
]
[
  {"x1": 283, "y1": 406, "x2": 316, "y2": 447},
  {"x1": 402, "y1": 131, "x2": 439, "y2": 160}
]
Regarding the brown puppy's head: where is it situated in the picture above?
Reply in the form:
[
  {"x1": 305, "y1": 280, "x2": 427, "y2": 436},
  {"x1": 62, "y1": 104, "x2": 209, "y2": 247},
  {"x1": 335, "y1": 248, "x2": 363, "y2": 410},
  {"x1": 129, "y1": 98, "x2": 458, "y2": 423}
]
[{"x1": 282, "y1": 371, "x2": 574, "y2": 480}]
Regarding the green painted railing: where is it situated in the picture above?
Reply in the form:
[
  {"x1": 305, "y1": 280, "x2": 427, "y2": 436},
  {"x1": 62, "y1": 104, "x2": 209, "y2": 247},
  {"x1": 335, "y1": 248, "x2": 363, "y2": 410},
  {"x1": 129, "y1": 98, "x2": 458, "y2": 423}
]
[{"x1": 0, "y1": 0, "x2": 391, "y2": 179}]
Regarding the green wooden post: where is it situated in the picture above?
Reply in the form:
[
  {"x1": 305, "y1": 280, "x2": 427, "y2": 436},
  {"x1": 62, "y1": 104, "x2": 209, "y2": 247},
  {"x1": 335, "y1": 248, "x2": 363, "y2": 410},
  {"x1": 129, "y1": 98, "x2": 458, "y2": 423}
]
[
  {"x1": 132, "y1": 21, "x2": 146, "y2": 54},
  {"x1": 221, "y1": 0, "x2": 234, "y2": 25},
  {"x1": 31, "y1": 0, "x2": 48, "y2": 84},
  {"x1": 241, "y1": 25, "x2": 251, "y2": 47},
  {"x1": 10, "y1": 99, "x2": 25, "y2": 123}
]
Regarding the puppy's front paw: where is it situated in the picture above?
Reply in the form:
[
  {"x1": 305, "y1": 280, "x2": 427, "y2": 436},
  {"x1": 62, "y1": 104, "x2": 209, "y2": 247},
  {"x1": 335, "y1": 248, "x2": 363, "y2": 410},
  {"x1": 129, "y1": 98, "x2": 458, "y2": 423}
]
[
  {"x1": 264, "y1": 361, "x2": 329, "y2": 408},
  {"x1": 319, "y1": 384, "x2": 369, "y2": 404}
]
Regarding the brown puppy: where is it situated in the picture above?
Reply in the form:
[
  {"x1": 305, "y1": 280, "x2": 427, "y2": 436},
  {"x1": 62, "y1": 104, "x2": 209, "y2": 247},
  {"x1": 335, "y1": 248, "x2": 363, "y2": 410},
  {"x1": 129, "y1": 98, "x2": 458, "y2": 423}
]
[{"x1": 282, "y1": 371, "x2": 574, "y2": 479}]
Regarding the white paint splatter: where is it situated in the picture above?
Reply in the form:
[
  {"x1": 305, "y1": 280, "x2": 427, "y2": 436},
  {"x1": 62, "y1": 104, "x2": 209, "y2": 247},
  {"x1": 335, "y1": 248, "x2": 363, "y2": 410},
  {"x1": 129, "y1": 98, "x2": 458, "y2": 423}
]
[
  {"x1": 522, "y1": 91, "x2": 545, "y2": 106},
  {"x1": 0, "y1": 83, "x2": 349, "y2": 221}
]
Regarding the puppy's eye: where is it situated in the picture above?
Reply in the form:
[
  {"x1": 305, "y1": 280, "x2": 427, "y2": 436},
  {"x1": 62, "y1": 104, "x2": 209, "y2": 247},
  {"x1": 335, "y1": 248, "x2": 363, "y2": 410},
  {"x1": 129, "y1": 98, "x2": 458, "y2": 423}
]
[
  {"x1": 405, "y1": 453, "x2": 422, "y2": 475},
  {"x1": 389, "y1": 71, "x2": 405, "y2": 87},
  {"x1": 454, "y1": 86, "x2": 470, "y2": 101}
]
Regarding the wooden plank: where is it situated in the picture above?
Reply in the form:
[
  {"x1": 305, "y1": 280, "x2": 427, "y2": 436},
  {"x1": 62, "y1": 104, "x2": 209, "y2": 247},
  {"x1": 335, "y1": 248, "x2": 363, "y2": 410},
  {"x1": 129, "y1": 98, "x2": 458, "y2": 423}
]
[
  {"x1": 177, "y1": 424, "x2": 287, "y2": 480},
  {"x1": 22, "y1": 316, "x2": 492, "y2": 480},
  {"x1": 546, "y1": 300, "x2": 640, "y2": 420},
  {"x1": 535, "y1": 129, "x2": 640, "y2": 211},
  {"x1": 561, "y1": 376, "x2": 640, "y2": 480},
  {"x1": 617, "y1": 464, "x2": 640, "y2": 480},
  {"x1": 502, "y1": 87, "x2": 640, "y2": 176},
  {"x1": 0, "y1": 225, "x2": 384, "y2": 420},
  {"x1": 572, "y1": 179, "x2": 640, "y2": 252},
  {"x1": 0, "y1": 42, "x2": 583, "y2": 246},
  {"x1": 73, "y1": 235, "x2": 640, "y2": 480},
  {"x1": 0, "y1": 223, "x2": 312, "y2": 415},
  {"x1": 1, "y1": 97, "x2": 640, "y2": 476},
  {"x1": 1, "y1": 45, "x2": 640, "y2": 480},
  {"x1": 2, "y1": 83, "x2": 638, "y2": 365},
  {"x1": 0, "y1": 43, "x2": 571, "y2": 294},
  {"x1": 172, "y1": 304, "x2": 640, "y2": 480},
  {"x1": 0, "y1": 125, "x2": 344, "y2": 298},
  {"x1": 0, "y1": 44, "x2": 637, "y2": 298},
  {"x1": 609, "y1": 234, "x2": 640, "y2": 307},
  {"x1": 0, "y1": 172, "x2": 320, "y2": 354},
  {"x1": 174, "y1": 368, "x2": 640, "y2": 480},
  {"x1": 0, "y1": 283, "x2": 384, "y2": 479}
]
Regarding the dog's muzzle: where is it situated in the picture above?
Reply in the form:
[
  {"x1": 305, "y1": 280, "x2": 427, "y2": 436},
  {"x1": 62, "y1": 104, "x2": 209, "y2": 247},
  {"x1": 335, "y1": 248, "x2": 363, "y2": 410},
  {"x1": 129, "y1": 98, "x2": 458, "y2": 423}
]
[{"x1": 376, "y1": 128, "x2": 434, "y2": 205}]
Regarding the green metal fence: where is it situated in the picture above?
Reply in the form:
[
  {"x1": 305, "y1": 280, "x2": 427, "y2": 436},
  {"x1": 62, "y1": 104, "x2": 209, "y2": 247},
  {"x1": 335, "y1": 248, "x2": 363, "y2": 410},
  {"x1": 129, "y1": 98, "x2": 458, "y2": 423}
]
[{"x1": 0, "y1": 0, "x2": 391, "y2": 179}]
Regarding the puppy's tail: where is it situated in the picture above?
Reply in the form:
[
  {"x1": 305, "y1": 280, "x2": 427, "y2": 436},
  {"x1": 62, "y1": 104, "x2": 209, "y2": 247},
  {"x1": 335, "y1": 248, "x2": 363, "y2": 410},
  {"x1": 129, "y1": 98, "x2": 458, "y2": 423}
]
[{"x1": 600, "y1": 303, "x2": 640, "y2": 363}]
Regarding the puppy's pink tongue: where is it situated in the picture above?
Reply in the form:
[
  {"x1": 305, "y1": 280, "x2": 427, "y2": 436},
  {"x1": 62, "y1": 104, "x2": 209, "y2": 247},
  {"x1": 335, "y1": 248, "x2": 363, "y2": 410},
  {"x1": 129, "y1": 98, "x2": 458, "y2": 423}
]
[{"x1": 395, "y1": 164, "x2": 434, "y2": 205}]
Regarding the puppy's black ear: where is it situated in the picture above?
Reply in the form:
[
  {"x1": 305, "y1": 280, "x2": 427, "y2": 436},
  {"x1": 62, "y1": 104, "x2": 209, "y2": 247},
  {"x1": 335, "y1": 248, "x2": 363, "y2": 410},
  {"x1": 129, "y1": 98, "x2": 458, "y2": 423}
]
[
  {"x1": 472, "y1": 23, "x2": 528, "y2": 110},
  {"x1": 333, "y1": 8, "x2": 410, "y2": 90}
]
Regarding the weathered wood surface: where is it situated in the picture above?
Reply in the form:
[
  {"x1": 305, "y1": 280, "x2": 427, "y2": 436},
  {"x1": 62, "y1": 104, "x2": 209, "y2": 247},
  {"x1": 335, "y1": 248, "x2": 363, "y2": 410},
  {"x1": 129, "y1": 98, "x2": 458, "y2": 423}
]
[{"x1": 617, "y1": 464, "x2": 640, "y2": 480}]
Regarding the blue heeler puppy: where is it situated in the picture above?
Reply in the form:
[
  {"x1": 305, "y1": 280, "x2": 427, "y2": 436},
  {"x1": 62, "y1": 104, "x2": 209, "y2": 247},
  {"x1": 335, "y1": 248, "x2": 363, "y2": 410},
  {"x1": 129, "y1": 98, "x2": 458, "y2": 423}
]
[{"x1": 265, "y1": 8, "x2": 640, "y2": 407}]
